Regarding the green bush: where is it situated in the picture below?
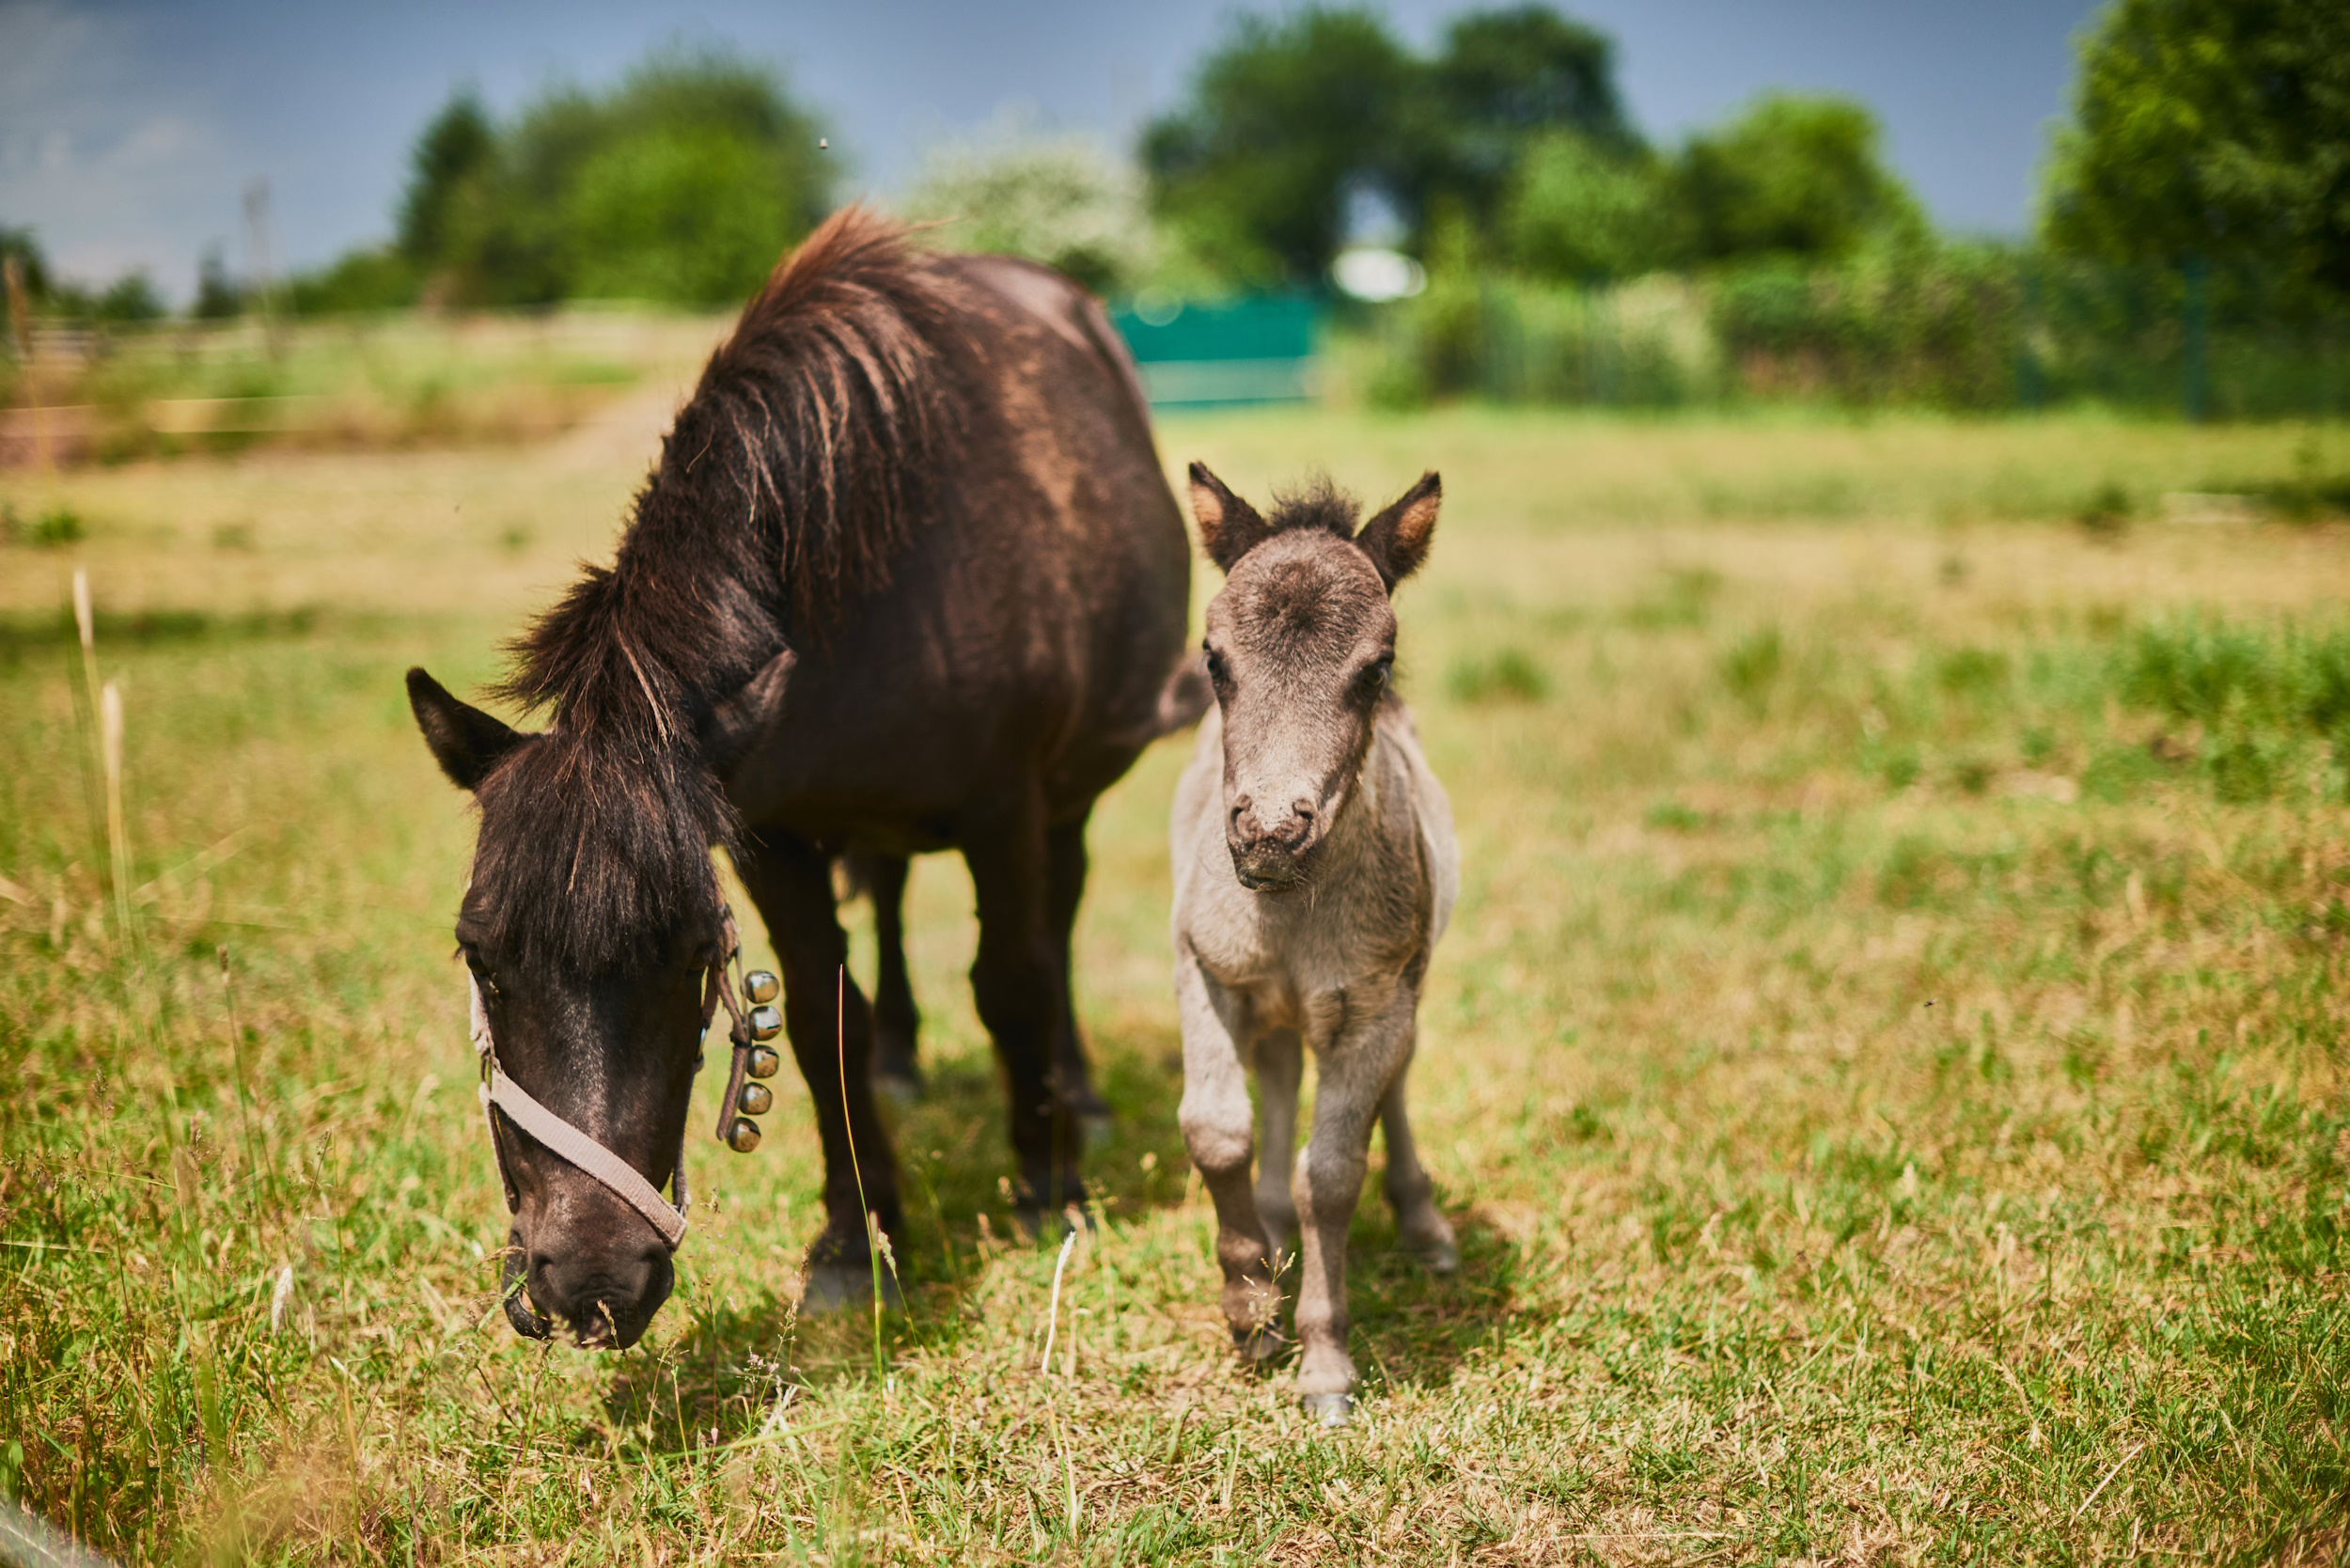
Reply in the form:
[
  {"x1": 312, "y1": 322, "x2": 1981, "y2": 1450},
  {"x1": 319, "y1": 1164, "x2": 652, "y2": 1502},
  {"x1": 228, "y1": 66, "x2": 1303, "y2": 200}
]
[{"x1": 1708, "y1": 242, "x2": 2023, "y2": 407}]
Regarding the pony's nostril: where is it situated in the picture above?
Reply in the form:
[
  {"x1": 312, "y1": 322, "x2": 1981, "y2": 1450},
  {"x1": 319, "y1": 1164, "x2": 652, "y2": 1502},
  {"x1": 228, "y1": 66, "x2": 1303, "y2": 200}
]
[{"x1": 1290, "y1": 798, "x2": 1315, "y2": 824}]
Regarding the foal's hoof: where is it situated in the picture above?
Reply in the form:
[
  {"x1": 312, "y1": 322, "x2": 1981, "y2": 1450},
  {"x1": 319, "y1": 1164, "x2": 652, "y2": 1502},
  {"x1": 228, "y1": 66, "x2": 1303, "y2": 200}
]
[
  {"x1": 1301, "y1": 1392, "x2": 1354, "y2": 1427},
  {"x1": 800, "y1": 1261, "x2": 903, "y2": 1314},
  {"x1": 1403, "y1": 1235, "x2": 1459, "y2": 1275}
]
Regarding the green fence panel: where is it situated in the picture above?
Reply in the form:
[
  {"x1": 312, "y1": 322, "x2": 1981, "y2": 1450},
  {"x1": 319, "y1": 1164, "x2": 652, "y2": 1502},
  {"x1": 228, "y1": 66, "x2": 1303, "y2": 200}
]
[{"x1": 1109, "y1": 295, "x2": 1323, "y2": 408}]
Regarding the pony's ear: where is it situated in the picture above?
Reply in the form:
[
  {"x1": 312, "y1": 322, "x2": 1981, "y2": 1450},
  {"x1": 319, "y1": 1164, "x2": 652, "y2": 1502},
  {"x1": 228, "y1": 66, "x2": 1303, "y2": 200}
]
[
  {"x1": 697, "y1": 647, "x2": 797, "y2": 775},
  {"x1": 1354, "y1": 471, "x2": 1440, "y2": 591},
  {"x1": 1188, "y1": 462, "x2": 1272, "y2": 572},
  {"x1": 407, "y1": 668, "x2": 526, "y2": 792}
]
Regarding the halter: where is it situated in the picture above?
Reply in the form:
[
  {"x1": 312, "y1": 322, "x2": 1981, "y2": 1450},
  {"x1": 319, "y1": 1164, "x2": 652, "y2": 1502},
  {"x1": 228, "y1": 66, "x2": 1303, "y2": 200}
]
[{"x1": 470, "y1": 906, "x2": 783, "y2": 1253}]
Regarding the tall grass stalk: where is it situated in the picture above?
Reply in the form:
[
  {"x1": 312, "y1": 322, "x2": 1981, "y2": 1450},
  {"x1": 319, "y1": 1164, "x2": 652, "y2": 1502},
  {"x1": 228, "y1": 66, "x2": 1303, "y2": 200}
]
[{"x1": 836, "y1": 964, "x2": 888, "y2": 1379}]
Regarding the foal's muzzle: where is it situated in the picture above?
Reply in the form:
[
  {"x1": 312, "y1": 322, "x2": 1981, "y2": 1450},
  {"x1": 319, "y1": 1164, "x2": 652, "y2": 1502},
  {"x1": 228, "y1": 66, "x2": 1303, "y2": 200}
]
[{"x1": 1227, "y1": 792, "x2": 1320, "y2": 891}]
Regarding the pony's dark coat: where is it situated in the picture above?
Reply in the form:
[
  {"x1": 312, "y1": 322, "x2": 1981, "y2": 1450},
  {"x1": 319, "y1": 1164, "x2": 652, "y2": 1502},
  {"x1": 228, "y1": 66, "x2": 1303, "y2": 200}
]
[
  {"x1": 412, "y1": 208, "x2": 1194, "y2": 1342},
  {"x1": 471, "y1": 215, "x2": 972, "y2": 978}
]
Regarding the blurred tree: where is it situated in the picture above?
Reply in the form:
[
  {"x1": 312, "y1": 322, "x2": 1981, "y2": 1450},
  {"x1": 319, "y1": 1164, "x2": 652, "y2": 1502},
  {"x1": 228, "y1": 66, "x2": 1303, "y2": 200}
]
[
  {"x1": 1141, "y1": 8, "x2": 1415, "y2": 286},
  {"x1": 1409, "y1": 7, "x2": 1635, "y2": 232},
  {"x1": 194, "y1": 246, "x2": 242, "y2": 319},
  {"x1": 1142, "y1": 6, "x2": 1639, "y2": 288},
  {"x1": 1503, "y1": 133, "x2": 1672, "y2": 279},
  {"x1": 398, "y1": 90, "x2": 495, "y2": 263},
  {"x1": 0, "y1": 227, "x2": 55, "y2": 300},
  {"x1": 563, "y1": 126, "x2": 800, "y2": 305},
  {"x1": 92, "y1": 272, "x2": 164, "y2": 323},
  {"x1": 288, "y1": 247, "x2": 416, "y2": 314},
  {"x1": 1672, "y1": 93, "x2": 1923, "y2": 263},
  {"x1": 2042, "y1": 0, "x2": 2350, "y2": 295},
  {"x1": 899, "y1": 114, "x2": 1153, "y2": 296},
  {"x1": 385, "y1": 48, "x2": 830, "y2": 308}
]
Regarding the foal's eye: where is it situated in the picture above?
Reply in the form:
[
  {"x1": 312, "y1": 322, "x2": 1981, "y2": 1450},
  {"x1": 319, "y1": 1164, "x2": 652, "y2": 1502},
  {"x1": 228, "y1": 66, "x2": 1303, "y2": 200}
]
[
  {"x1": 1204, "y1": 646, "x2": 1229, "y2": 683},
  {"x1": 1360, "y1": 658, "x2": 1392, "y2": 691}
]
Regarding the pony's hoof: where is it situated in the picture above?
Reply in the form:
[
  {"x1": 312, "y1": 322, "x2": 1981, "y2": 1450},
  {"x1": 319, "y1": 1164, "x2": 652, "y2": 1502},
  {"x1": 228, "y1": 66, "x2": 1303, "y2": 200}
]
[
  {"x1": 800, "y1": 1262, "x2": 902, "y2": 1314},
  {"x1": 1232, "y1": 1323, "x2": 1288, "y2": 1363},
  {"x1": 1012, "y1": 1203, "x2": 1096, "y2": 1244},
  {"x1": 1301, "y1": 1392, "x2": 1354, "y2": 1427}
]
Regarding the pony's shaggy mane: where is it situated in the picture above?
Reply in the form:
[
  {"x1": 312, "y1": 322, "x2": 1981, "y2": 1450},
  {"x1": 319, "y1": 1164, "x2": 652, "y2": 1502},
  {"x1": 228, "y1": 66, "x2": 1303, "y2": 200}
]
[{"x1": 471, "y1": 207, "x2": 967, "y2": 973}]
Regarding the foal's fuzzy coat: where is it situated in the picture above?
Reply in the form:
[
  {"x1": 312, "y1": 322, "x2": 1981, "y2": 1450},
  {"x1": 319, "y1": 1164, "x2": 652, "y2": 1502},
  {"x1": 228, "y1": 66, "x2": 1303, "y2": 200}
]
[{"x1": 1169, "y1": 464, "x2": 1459, "y2": 1423}]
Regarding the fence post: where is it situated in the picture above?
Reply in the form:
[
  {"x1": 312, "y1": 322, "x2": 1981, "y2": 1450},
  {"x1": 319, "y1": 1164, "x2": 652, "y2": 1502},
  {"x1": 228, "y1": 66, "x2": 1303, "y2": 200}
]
[
  {"x1": 2181, "y1": 256, "x2": 2209, "y2": 422},
  {"x1": 2015, "y1": 260, "x2": 2044, "y2": 412}
]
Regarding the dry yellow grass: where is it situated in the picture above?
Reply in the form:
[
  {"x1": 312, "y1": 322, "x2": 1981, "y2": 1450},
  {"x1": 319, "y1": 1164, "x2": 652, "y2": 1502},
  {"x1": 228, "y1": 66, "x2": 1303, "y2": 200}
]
[{"x1": 4, "y1": 405, "x2": 2349, "y2": 1562}]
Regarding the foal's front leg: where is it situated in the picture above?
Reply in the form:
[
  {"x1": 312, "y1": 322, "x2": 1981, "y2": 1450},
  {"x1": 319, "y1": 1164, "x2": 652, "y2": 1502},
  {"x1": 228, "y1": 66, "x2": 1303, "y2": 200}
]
[
  {"x1": 1253, "y1": 1028, "x2": 1304, "y2": 1263},
  {"x1": 1292, "y1": 993, "x2": 1418, "y2": 1423},
  {"x1": 1175, "y1": 946, "x2": 1282, "y2": 1358}
]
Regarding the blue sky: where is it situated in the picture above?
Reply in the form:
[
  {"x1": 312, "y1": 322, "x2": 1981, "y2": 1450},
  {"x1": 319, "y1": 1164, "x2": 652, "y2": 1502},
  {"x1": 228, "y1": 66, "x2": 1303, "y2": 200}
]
[{"x1": 1, "y1": 0, "x2": 2102, "y2": 301}]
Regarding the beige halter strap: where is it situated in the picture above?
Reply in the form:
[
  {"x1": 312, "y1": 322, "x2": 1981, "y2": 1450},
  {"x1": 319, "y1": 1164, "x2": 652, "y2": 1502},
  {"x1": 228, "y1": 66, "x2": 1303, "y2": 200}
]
[{"x1": 470, "y1": 910, "x2": 745, "y2": 1252}]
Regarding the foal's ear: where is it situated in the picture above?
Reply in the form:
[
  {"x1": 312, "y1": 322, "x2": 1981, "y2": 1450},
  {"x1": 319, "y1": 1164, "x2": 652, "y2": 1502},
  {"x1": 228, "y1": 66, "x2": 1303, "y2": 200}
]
[
  {"x1": 407, "y1": 667, "x2": 526, "y2": 792},
  {"x1": 1188, "y1": 462, "x2": 1272, "y2": 573},
  {"x1": 1354, "y1": 471, "x2": 1441, "y2": 591}
]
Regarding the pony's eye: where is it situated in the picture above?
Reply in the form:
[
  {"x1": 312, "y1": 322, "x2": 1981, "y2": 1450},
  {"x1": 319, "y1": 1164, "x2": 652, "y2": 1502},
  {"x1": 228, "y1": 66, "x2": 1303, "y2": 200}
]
[
  {"x1": 1204, "y1": 647, "x2": 1229, "y2": 683},
  {"x1": 1361, "y1": 658, "x2": 1391, "y2": 690}
]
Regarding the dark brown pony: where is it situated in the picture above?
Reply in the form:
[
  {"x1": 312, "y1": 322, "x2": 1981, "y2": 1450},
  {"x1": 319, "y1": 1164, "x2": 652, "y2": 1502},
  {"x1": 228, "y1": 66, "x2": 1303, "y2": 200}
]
[{"x1": 406, "y1": 209, "x2": 1194, "y2": 1345}]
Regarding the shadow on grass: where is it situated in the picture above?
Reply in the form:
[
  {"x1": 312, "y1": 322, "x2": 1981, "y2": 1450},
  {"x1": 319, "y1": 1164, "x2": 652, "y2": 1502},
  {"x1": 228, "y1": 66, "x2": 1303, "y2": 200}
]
[
  {"x1": 595, "y1": 1018, "x2": 1194, "y2": 1450},
  {"x1": 1342, "y1": 1203, "x2": 1528, "y2": 1400}
]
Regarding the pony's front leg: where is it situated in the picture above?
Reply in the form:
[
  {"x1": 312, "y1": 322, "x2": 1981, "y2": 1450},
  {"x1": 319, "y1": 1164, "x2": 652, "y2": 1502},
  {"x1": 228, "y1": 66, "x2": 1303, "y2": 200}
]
[
  {"x1": 734, "y1": 826, "x2": 903, "y2": 1312},
  {"x1": 1292, "y1": 993, "x2": 1418, "y2": 1423},
  {"x1": 1176, "y1": 946, "x2": 1282, "y2": 1359}
]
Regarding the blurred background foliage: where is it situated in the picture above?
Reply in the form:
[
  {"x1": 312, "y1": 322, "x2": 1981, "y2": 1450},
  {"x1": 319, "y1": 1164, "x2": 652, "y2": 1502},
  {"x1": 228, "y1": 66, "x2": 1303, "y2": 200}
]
[{"x1": 3, "y1": 1, "x2": 2345, "y2": 420}]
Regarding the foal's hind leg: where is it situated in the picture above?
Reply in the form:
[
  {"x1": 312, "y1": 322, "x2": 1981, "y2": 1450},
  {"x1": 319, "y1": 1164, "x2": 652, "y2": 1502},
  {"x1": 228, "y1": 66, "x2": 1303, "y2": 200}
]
[
  {"x1": 735, "y1": 826, "x2": 903, "y2": 1312},
  {"x1": 1252, "y1": 1029, "x2": 1304, "y2": 1263},
  {"x1": 1379, "y1": 1058, "x2": 1457, "y2": 1273},
  {"x1": 854, "y1": 850, "x2": 923, "y2": 1102}
]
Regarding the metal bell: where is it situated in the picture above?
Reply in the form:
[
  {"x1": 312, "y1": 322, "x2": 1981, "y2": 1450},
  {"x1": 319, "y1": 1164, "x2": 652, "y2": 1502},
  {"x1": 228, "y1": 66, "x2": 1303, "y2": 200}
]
[
  {"x1": 738, "y1": 1081, "x2": 773, "y2": 1117},
  {"x1": 743, "y1": 969, "x2": 780, "y2": 1005},
  {"x1": 726, "y1": 1118, "x2": 762, "y2": 1153},
  {"x1": 747, "y1": 1004, "x2": 783, "y2": 1042},
  {"x1": 747, "y1": 1046, "x2": 781, "y2": 1079}
]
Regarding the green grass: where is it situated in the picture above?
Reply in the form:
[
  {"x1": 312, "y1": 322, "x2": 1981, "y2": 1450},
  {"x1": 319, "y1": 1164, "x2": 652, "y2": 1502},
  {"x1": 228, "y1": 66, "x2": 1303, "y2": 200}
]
[{"x1": 6, "y1": 407, "x2": 2350, "y2": 1562}]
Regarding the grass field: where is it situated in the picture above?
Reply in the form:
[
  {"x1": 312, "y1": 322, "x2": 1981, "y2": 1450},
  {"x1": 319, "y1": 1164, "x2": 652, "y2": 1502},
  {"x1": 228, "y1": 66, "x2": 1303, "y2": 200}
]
[{"x1": 5, "y1": 403, "x2": 2350, "y2": 1563}]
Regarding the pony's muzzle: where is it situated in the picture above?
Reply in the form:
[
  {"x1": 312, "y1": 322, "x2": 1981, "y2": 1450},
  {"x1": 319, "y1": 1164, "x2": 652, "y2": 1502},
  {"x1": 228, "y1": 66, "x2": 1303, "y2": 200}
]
[{"x1": 523, "y1": 1234, "x2": 673, "y2": 1350}]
